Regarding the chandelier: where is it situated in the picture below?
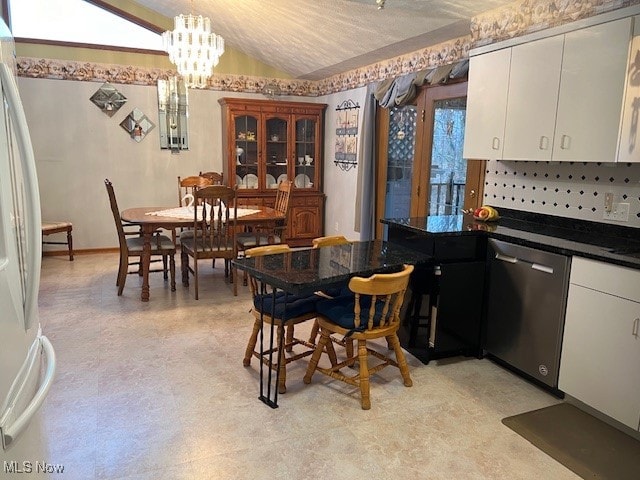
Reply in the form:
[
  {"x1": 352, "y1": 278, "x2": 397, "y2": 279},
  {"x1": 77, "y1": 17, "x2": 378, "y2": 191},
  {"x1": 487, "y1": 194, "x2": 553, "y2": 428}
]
[{"x1": 162, "y1": 14, "x2": 225, "y2": 89}]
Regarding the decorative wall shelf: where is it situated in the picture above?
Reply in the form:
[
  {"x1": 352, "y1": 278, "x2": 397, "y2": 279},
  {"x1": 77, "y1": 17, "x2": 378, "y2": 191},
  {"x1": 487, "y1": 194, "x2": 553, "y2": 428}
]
[{"x1": 334, "y1": 99, "x2": 359, "y2": 171}]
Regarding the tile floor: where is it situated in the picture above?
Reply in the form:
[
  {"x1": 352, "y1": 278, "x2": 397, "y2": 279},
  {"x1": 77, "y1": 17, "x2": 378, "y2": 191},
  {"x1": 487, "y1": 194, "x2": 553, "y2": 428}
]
[{"x1": 36, "y1": 253, "x2": 580, "y2": 480}]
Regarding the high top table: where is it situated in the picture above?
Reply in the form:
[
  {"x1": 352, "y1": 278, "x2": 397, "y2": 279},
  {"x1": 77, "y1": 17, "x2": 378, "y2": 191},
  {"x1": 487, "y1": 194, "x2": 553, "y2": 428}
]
[{"x1": 232, "y1": 240, "x2": 431, "y2": 408}]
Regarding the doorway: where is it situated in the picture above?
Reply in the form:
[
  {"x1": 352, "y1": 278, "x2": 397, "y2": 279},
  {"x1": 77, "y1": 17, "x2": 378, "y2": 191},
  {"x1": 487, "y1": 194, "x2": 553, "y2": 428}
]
[{"x1": 375, "y1": 81, "x2": 485, "y2": 239}]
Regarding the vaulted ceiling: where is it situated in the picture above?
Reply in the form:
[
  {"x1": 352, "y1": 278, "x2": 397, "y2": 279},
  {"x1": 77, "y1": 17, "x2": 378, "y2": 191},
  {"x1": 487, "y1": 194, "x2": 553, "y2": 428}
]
[{"x1": 132, "y1": 0, "x2": 516, "y2": 80}]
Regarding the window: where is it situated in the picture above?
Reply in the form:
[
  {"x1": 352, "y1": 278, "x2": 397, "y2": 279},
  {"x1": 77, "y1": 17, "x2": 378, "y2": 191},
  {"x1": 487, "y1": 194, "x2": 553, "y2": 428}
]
[{"x1": 9, "y1": 0, "x2": 163, "y2": 51}]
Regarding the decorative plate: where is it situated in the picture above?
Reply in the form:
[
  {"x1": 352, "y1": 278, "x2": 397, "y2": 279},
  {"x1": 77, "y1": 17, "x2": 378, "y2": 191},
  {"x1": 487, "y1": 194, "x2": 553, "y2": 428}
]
[
  {"x1": 294, "y1": 174, "x2": 312, "y2": 188},
  {"x1": 245, "y1": 174, "x2": 258, "y2": 188},
  {"x1": 266, "y1": 174, "x2": 277, "y2": 188},
  {"x1": 277, "y1": 174, "x2": 288, "y2": 185}
]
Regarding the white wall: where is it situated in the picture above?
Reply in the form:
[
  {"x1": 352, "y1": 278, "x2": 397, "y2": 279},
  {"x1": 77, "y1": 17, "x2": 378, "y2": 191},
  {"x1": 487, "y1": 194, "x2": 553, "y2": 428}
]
[
  {"x1": 318, "y1": 86, "x2": 368, "y2": 241},
  {"x1": 18, "y1": 78, "x2": 283, "y2": 250}
]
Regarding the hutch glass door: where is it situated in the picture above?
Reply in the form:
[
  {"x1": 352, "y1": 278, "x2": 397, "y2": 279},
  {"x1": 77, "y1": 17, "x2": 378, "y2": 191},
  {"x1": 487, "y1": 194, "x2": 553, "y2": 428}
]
[
  {"x1": 234, "y1": 113, "x2": 259, "y2": 191},
  {"x1": 265, "y1": 115, "x2": 289, "y2": 190}
]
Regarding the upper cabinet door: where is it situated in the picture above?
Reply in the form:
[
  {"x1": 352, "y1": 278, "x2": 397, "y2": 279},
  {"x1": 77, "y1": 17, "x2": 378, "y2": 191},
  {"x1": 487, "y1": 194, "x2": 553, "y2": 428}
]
[
  {"x1": 503, "y1": 35, "x2": 564, "y2": 161},
  {"x1": 463, "y1": 48, "x2": 511, "y2": 160},
  {"x1": 617, "y1": 15, "x2": 640, "y2": 163},
  {"x1": 553, "y1": 17, "x2": 632, "y2": 162}
]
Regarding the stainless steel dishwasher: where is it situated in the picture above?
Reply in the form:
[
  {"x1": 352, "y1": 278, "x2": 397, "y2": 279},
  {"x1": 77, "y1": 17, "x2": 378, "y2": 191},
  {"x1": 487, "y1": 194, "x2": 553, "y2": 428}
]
[{"x1": 485, "y1": 239, "x2": 570, "y2": 390}]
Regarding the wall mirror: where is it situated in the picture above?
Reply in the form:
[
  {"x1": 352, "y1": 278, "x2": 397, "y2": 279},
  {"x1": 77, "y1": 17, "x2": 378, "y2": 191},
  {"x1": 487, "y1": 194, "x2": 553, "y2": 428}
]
[
  {"x1": 90, "y1": 82, "x2": 127, "y2": 117},
  {"x1": 120, "y1": 108, "x2": 155, "y2": 142},
  {"x1": 158, "y1": 76, "x2": 189, "y2": 151}
]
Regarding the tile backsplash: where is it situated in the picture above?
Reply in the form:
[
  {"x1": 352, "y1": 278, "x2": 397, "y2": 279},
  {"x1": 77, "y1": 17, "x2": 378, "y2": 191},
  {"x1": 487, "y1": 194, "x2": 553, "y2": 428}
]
[{"x1": 483, "y1": 161, "x2": 640, "y2": 228}]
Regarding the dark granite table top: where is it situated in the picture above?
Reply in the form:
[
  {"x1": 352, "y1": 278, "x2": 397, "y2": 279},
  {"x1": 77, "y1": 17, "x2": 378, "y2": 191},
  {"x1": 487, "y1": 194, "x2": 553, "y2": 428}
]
[
  {"x1": 382, "y1": 208, "x2": 640, "y2": 270},
  {"x1": 232, "y1": 240, "x2": 431, "y2": 294}
]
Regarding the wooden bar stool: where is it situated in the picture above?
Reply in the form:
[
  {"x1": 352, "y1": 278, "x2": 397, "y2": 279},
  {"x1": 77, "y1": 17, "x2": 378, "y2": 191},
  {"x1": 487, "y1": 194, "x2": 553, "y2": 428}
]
[{"x1": 42, "y1": 221, "x2": 74, "y2": 261}]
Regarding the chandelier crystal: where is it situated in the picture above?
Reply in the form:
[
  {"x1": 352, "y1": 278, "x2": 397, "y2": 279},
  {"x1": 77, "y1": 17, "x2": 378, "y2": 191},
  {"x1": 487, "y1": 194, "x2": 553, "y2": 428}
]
[{"x1": 162, "y1": 14, "x2": 225, "y2": 89}]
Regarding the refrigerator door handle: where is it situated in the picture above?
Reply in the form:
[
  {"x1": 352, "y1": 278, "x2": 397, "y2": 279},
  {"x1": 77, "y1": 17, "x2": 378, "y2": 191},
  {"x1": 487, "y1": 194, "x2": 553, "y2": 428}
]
[
  {"x1": 0, "y1": 63, "x2": 41, "y2": 330},
  {"x1": 0, "y1": 335, "x2": 55, "y2": 449}
]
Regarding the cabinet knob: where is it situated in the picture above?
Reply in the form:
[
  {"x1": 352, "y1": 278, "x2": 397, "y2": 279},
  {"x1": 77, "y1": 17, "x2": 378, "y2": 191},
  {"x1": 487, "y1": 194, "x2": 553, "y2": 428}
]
[
  {"x1": 560, "y1": 134, "x2": 571, "y2": 150},
  {"x1": 469, "y1": 189, "x2": 476, "y2": 198},
  {"x1": 492, "y1": 137, "x2": 500, "y2": 150},
  {"x1": 633, "y1": 317, "x2": 639, "y2": 337}
]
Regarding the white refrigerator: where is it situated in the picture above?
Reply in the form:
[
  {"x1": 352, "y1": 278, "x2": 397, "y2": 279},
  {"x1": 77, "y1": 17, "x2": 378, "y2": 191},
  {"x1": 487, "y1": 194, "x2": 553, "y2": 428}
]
[{"x1": 0, "y1": 19, "x2": 56, "y2": 476}]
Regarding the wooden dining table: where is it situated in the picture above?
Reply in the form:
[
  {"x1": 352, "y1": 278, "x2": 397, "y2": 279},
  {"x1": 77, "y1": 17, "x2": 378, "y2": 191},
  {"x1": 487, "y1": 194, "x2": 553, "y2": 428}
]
[{"x1": 121, "y1": 205, "x2": 285, "y2": 302}]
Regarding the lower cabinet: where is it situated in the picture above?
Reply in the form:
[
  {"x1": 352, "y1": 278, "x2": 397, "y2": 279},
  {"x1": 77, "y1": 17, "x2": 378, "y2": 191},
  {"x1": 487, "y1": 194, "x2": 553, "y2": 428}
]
[
  {"x1": 288, "y1": 194, "x2": 324, "y2": 246},
  {"x1": 432, "y1": 261, "x2": 486, "y2": 356},
  {"x1": 559, "y1": 257, "x2": 640, "y2": 431},
  {"x1": 388, "y1": 227, "x2": 486, "y2": 363},
  {"x1": 238, "y1": 192, "x2": 324, "y2": 247}
]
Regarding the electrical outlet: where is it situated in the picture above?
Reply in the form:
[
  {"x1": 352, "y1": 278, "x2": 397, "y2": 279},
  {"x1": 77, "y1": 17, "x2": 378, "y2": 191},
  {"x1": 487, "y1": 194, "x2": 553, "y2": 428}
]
[{"x1": 603, "y1": 202, "x2": 630, "y2": 222}]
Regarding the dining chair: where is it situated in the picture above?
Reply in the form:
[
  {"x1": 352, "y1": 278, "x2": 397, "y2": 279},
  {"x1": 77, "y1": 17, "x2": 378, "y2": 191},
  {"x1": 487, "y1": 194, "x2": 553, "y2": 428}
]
[
  {"x1": 311, "y1": 235, "x2": 350, "y2": 248},
  {"x1": 303, "y1": 264, "x2": 414, "y2": 409},
  {"x1": 236, "y1": 179, "x2": 292, "y2": 284},
  {"x1": 177, "y1": 175, "x2": 213, "y2": 206},
  {"x1": 308, "y1": 235, "x2": 353, "y2": 344},
  {"x1": 199, "y1": 171, "x2": 224, "y2": 185},
  {"x1": 174, "y1": 175, "x2": 214, "y2": 245},
  {"x1": 104, "y1": 179, "x2": 176, "y2": 296},
  {"x1": 180, "y1": 185, "x2": 238, "y2": 299},
  {"x1": 242, "y1": 244, "x2": 322, "y2": 394},
  {"x1": 41, "y1": 221, "x2": 74, "y2": 261}
]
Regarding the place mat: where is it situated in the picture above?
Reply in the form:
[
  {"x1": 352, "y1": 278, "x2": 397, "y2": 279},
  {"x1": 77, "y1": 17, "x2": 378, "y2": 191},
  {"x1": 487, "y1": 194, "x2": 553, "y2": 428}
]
[
  {"x1": 503, "y1": 403, "x2": 640, "y2": 480},
  {"x1": 145, "y1": 206, "x2": 260, "y2": 220}
]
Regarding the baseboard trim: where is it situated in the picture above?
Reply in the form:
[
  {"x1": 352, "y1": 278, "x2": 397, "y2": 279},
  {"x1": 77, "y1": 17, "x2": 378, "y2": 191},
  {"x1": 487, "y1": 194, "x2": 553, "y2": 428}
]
[{"x1": 43, "y1": 247, "x2": 119, "y2": 257}]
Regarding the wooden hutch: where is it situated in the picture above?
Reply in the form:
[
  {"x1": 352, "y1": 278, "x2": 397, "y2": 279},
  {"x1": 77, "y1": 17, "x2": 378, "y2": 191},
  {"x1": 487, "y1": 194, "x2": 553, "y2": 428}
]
[{"x1": 219, "y1": 98, "x2": 327, "y2": 246}]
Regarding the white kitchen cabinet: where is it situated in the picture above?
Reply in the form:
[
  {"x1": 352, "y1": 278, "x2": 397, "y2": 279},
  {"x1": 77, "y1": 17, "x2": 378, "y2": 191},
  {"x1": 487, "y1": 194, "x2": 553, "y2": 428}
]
[
  {"x1": 467, "y1": 16, "x2": 634, "y2": 162},
  {"x1": 463, "y1": 48, "x2": 511, "y2": 160},
  {"x1": 553, "y1": 18, "x2": 632, "y2": 162},
  {"x1": 617, "y1": 15, "x2": 640, "y2": 163},
  {"x1": 502, "y1": 35, "x2": 564, "y2": 161},
  {"x1": 559, "y1": 257, "x2": 640, "y2": 431}
]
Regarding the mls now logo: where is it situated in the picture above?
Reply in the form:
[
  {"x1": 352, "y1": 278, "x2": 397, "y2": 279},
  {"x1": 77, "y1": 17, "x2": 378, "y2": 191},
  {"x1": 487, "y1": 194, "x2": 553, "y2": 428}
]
[{"x1": 4, "y1": 461, "x2": 65, "y2": 474}]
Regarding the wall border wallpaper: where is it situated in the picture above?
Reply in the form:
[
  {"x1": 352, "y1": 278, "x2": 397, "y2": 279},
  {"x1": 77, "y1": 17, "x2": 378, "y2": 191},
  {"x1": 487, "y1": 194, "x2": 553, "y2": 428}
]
[
  {"x1": 15, "y1": 2, "x2": 638, "y2": 97},
  {"x1": 16, "y1": 34, "x2": 470, "y2": 96},
  {"x1": 16, "y1": 1, "x2": 637, "y2": 95},
  {"x1": 472, "y1": 0, "x2": 640, "y2": 47}
]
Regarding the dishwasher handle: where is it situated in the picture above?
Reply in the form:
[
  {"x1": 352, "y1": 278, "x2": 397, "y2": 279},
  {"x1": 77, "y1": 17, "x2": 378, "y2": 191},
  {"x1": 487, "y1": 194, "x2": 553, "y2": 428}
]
[
  {"x1": 494, "y1": 253, "x2": 518, "y2": 264},
  {"x1": 495, "y1": 252, "x2": 555, "y2": 275},
  {"x1": 531, "y1": 263, "x2": 554, "y2": 274}
]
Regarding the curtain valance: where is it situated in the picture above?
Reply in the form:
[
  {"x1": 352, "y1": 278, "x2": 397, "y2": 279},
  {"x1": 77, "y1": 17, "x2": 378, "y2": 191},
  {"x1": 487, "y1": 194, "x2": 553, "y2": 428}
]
[{"x1": 374, "y1": 59, "x2": 469, "y2": 108}]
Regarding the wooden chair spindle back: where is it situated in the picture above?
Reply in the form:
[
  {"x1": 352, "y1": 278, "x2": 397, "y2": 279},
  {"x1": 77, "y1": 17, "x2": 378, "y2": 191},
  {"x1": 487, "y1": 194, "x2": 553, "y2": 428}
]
[{"x1": 348, "y1": 265, "x2": 414, "y2": 330}]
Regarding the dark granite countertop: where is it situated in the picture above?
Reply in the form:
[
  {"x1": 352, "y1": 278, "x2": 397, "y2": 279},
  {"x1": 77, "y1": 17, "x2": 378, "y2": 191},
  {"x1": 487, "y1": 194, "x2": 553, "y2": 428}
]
[
  {"x1": 382, "y1": 207, "x2": 640, "y2": 270},
  {"x1": 233, "y1": 240, "x2": 431, "y2": 294}
]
